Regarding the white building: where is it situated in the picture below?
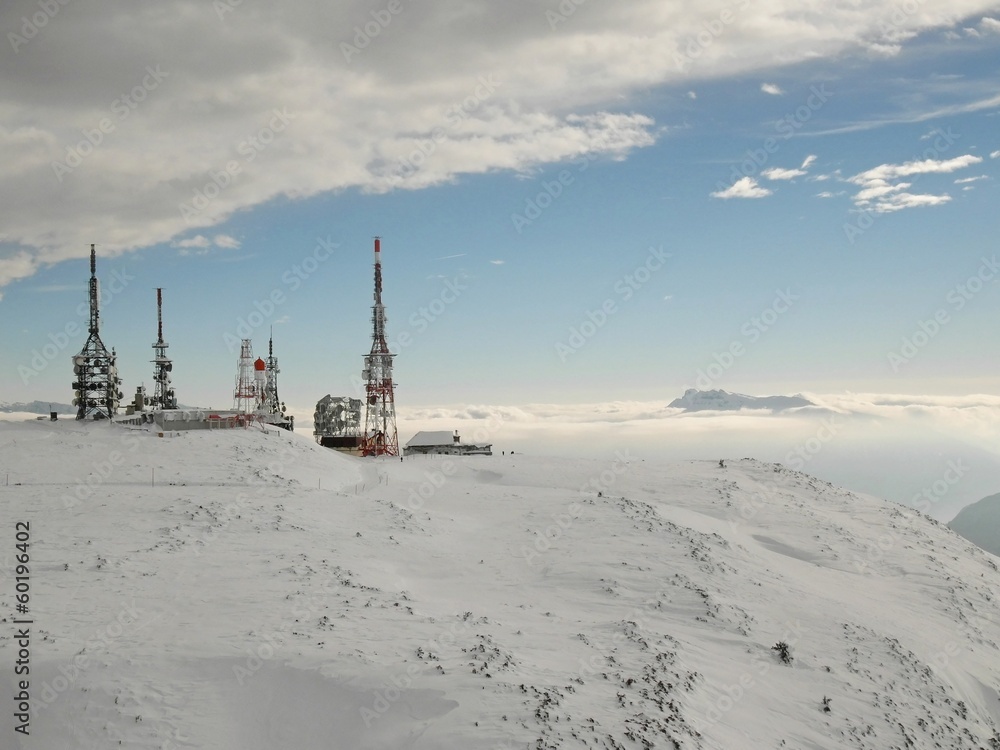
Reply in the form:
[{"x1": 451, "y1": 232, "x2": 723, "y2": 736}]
[{"x1": 404, "y1": 430, "x2": 492, "y2": 456}]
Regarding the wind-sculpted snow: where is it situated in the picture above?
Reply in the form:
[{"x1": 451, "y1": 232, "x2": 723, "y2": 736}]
[{"x1": 0, "y1": 419, "x2": 999, "y2": 748}]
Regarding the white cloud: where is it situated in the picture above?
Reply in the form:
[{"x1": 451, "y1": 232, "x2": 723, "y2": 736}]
[
  {"x1": 800, "y1": 154, "x2": 817, "y2": 169},
  {"x1": 847, "y1": 155, "x2": 982, "y2": 212},
  {"x1": 816, "y1": 191, "x2": 844, "y2": 198},
  {"x1": 711, "y1": 177, "x2": 772, "y2": 199},
  {"x1": 173, "y1": 235, "x2": 211, "y2": 249},
  {"x1": 172, "y1": 233, "x2": 239, "y2": 255},
  {"x1": 761, "y1": 166, "x2": 806, "y2": 181},
  {"x1": 761, "y1": 83, "x2": 784, "y2": 96},
  {"x1": 954, "y1": 175, "x2": 987, "y2": 184},
  {"x1": 991, "y1": 150, "x2": 1000, "y2": 159},
  {"x1": 397, "y1": 392, "x2": 1000, "y2": 519},
  {"x1": 852, "y1": 155, "x2": 982, "y2": 183},
  {"x1": 489, "y1": 260, "x2": 505, "y2": 265},
  {"x1": 2, "y1": 0, "x2": 1000, "y2": 287},
  {"x1": 213, "y1": 234, "x2": 241, "y2": 249},
  {"x1": 982, "y1": 17, "x2": 1000, "y2": 33},
  {"x1": 874, "y1": 193, "x2": 952, "y2": 212},
  {"x1": 687, "y1": 91, "x2": 697, "y2": 100}
]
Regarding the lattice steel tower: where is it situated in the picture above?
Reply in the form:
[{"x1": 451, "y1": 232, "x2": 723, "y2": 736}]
[
  {"x1": 72, "y1": 244, "x2": 122, "y2": 420},
  {"x1": 150, "y1": 288, "x2": 177, "y2": 410},
  {"x1": 233, "y1": 339, "x2": 259, "y2": 415},
  {"x1": 261, "y1": 330, "x2": 281, "y2": 417},
  {"x1": 361, "y1": 237, "x2": 399, "y2": 456}
]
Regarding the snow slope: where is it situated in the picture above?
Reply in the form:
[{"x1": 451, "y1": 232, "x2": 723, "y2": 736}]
[{"x1": 1, "y1": 418, "x2": 1000, "y2": 749}]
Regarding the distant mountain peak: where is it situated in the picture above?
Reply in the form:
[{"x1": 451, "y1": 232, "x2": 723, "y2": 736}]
[
  {"x1": 0, "y1": 399, "x2": 75, "y2": 415},
  {"x1": 669, "y1": 388, "x2": 813, "y2": 412}
]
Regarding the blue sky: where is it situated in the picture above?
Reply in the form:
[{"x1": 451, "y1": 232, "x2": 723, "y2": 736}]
[{"x1": 2, "y1": 1, "x2": 1000, "y2": 422}]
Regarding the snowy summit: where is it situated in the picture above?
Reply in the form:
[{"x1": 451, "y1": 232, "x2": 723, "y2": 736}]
[{"x1": 2, "y1": 418, "x2": 1000, "y2": 748}]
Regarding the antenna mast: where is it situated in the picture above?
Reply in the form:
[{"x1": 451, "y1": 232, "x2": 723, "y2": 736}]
[
  {"x1": 361, "y1": 236, "x2": 399, "y2": 456},
  {"x1": 72, "y1": 244, "x2": 122, "y2": 420},
  {"x1": 150, "y1": 288, "x2": 177, "y2": 410}
]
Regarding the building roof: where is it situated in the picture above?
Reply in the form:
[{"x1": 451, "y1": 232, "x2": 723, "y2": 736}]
[{"x1": 406, "y1": 430, "x2": 457, "y2": 447}]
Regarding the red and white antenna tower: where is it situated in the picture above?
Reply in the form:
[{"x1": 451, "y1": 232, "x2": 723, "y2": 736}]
[
  {"x1": 361, "y1": 237, "x2": 399, "y2": 456},
  {"x1": 233, "y1": 339, "x2": 259, "y2": 415}
]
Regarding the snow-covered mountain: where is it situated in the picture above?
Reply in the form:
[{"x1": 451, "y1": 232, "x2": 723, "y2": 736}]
[
  {"x1": 669, "y1": 388, "x2": 814, "y2": 412},
  {"x1": 2, "y1": 418, "x2": 1000, "y2": 749},
  {"x1": 949, "y1": 492, "x2": 1000, "y2": 557},
  {"x1": 0, "y1": 400, "x2": 74, "y2": 415}
]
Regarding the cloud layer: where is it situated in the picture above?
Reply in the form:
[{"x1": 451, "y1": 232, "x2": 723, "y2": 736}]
[
  {"x1": 390, "y1": 392, "x2": 1000, "y2": 520},
  {"x1": 3, "y1": 0, "x2": 999, "y2": 286}
]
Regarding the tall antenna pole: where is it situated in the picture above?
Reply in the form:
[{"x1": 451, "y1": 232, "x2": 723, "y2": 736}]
[
  {"x1": 88, "y1": 244, "x2": 99, "y2": 335},
  {"x1": 260, "y1": 327, "x2": 293, "y2": 430},
  {"x1": 72, "y1": 244, "x2": 121, "y2": 420},
  {"x1": 150, "y1": 288, "x2": 177, "y2": 410},
  {"x1": 361, "y1": 236, "x2": 399, "y2": 456}
]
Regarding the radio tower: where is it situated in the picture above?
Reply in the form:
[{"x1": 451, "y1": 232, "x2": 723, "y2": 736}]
[
  {"x1": 150, "y1": 288, "x2": 177, "y2": 410},
  {"x1": 72, "y1": 244, "x2": 121, "y2": 420},
  {"x1": 361, "y1": 237, "x2": 399, "y2": 456},
  {"x1": 233, "y1": 339, "x2": 259, "y2": 415},
  {"x1": 261, "y1": 329, "x2": 293, "y2": 430}
]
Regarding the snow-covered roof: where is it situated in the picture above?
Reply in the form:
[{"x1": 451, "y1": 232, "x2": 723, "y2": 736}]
[{"x1": 406, "y1": 430, "x2": 457, "y2": 447}]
